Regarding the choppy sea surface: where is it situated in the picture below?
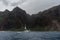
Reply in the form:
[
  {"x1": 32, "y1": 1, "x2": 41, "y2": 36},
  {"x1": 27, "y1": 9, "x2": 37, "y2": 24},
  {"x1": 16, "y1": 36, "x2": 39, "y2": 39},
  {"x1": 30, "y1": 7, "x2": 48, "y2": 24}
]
[{"x1": 0, "y1": 31, "x2": 60, "y2": 40}]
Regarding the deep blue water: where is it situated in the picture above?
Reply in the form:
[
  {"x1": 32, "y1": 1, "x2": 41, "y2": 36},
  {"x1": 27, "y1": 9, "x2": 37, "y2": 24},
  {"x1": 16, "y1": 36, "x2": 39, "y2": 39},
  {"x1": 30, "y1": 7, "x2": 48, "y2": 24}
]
[{"x1": 0, "y1": 31, "x2": 60, "y2": 40}]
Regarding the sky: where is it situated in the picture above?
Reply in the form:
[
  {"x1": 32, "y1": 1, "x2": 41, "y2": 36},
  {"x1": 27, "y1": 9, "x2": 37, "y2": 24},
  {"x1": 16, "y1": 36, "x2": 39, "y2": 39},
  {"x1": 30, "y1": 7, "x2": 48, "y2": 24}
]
[{"x1": 0, "y1": 0, "x2": 60, "y2": 15}]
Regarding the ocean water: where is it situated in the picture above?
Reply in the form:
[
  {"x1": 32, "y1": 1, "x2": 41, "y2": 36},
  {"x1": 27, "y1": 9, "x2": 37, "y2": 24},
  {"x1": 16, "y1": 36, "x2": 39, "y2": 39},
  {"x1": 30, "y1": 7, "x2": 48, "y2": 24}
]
[{"x1": 0, "y1": 31, "x2": 60, "y2": 40}]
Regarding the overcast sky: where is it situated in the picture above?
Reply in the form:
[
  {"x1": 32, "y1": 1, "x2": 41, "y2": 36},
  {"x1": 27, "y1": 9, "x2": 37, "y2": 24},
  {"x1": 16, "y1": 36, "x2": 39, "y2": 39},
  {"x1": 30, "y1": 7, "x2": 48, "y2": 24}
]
[{"x1": 0, "y1": 0, "x2": 60, "y2": 15}]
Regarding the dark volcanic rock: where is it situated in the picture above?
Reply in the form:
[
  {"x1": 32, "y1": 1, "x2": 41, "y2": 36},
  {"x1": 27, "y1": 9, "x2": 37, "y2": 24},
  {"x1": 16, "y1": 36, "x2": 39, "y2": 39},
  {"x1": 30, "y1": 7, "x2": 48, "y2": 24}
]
[
  {"x1": 34, "y1": 5, "x2": 60, "y2": 31},
  {"x1": 0, "y1": 7, "x2": 28, "y2": 30},
  {"x1": 0, "y1": 5, "x2": 60, "y2": 31}
]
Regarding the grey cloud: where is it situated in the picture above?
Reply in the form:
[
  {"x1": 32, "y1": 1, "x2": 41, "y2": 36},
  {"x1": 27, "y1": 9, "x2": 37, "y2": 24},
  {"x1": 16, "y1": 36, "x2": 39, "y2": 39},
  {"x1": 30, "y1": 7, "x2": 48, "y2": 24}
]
[
  {"x1": 10, "y1": 0, "x2": 26, "y2": 6},
  {"x1": 0, "y1": 0, "x2": 60, "y2": 15},
  {"x1": 0, "y1": 0, "x2": 9, "y2": 6},
  {"x1": 20, "y1": 0, "x2": 60, "y2": 15},
  {"x1": 11, "y1": 1, "x2": 23, "y2": 6},
  {"x1": 0, "y1": 0, "x2": 26, "y2": 6}
]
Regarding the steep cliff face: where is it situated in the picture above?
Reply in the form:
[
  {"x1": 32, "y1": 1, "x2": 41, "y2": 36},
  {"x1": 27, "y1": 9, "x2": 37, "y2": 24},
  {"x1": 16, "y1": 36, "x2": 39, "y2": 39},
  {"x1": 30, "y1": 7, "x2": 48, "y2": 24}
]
[
  {"x1": 0, "y1": 7, "x2": 28, "y2": 30},
  {"x1": 0, "y1": 5, "x2": 60, "y2": 31},
  {"x1": 35, "y1": 5, "x2": 60, "y2": 31},
  {"x1": 0, "y1": 9, "x2": 10, "y2": 30}
]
